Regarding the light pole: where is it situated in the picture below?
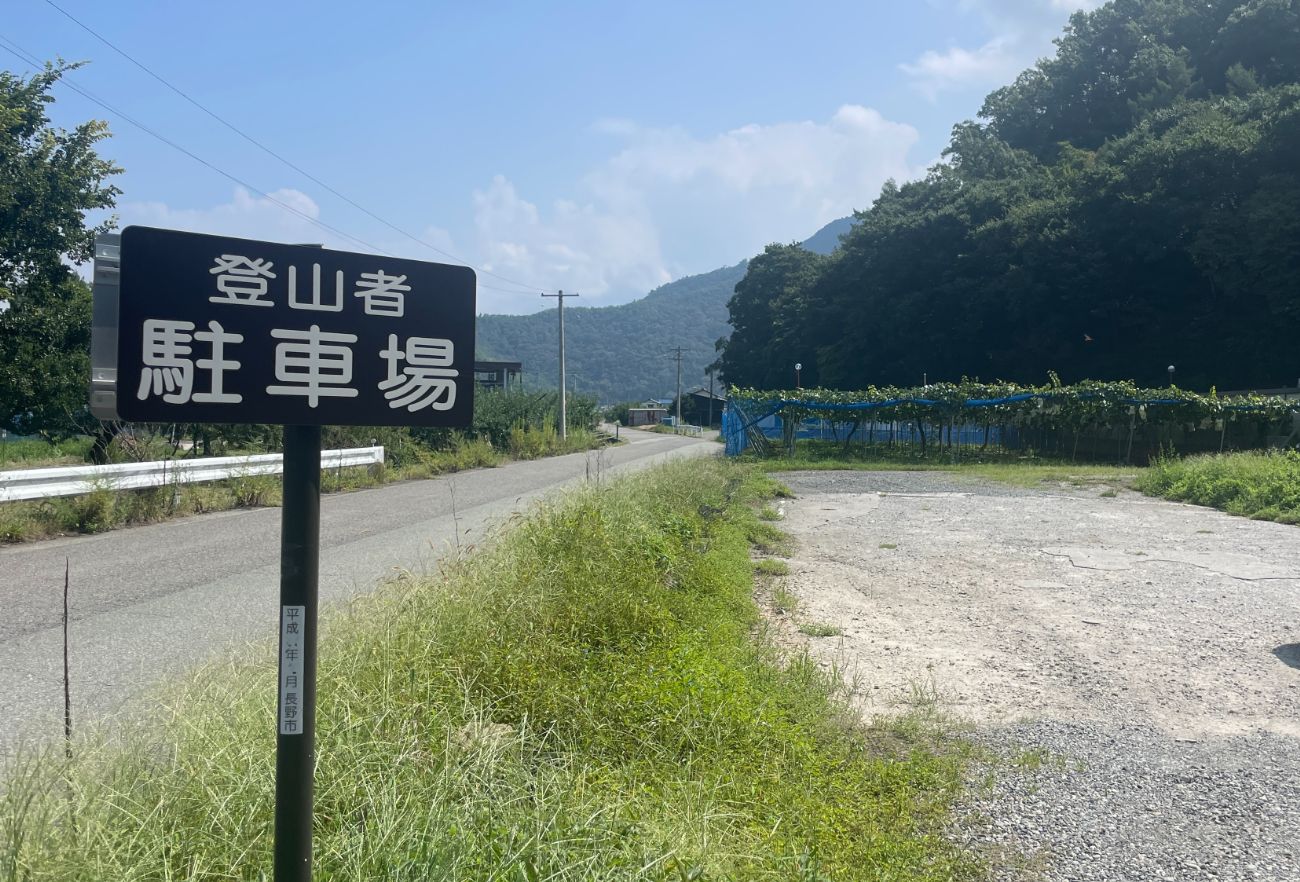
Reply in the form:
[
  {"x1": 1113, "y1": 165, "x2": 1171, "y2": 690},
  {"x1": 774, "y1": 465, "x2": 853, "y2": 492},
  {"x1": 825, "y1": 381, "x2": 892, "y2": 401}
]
[
  {"x1": 1167, "y1": 364, "x2": 1176, "y2": 386},
  {"x1": 795, "y1": 362, "x2": 802, "y2": 390}
]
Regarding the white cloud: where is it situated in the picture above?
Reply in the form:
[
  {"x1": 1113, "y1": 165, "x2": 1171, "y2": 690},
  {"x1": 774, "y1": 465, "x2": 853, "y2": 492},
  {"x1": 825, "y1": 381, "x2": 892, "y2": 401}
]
[
  {"x1": 120, "y1": 187, "x2": 343, "y2": 246},
  {"x1": 902, "y1": 0, "x2": 1103, "y2": 99},
  {"x1": 122, "y1": 187, "x2": 456, "y2": 262},
  {"x1": 115, "y1": 104, "x2": 923, "y2": 314},
  {"x1": 901, "y1": 38, "x2": 1023, "y2": 101},
  {"x1": 471, "y1": 175, "x2": 671, "y2": 313},
  {"x1": 472, "y1": 105, "x2": 921, "y2": 310}
]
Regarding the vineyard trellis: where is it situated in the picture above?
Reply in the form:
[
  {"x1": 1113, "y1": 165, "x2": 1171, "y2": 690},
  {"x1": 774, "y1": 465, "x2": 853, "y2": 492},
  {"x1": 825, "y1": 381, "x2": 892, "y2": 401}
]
[{"x1": 723, "y1": 379, "x2": 1299, "y2": 462}]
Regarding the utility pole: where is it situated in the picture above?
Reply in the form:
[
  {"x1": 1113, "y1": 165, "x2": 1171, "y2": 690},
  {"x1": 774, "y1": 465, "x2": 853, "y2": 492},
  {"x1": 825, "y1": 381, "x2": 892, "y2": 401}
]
[
  {"x1": 668, "y1": 347, "x2": 686, "y2": 426},
  {"x1": 542, "y1": 290, "x2": 578, "y2": 438}
]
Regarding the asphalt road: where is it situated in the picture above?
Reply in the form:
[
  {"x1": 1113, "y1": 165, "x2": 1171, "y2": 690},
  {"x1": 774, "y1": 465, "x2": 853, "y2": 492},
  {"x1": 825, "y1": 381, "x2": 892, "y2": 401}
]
[{"x1": 0, "y1": 429, "x2": 715, "y2": 753}]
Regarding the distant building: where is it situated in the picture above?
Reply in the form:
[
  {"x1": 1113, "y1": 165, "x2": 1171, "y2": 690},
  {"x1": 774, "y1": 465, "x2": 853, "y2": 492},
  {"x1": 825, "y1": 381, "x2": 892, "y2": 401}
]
[
  {"x1": 674, "y1": 386, "x2": 727, "y2": 427},
  {"x1": 474, "y1": 361, "x2": 523, "y2": 391},
  {"x1": 627, "y1": 407, "x2": 668, "y2": 427}
]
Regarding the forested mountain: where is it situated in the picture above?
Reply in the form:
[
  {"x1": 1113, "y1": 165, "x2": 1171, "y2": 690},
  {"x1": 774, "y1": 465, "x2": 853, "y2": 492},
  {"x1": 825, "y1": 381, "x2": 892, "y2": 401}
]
[
  {"x1": 719, "y1": 0, "x2": 1300, "y2": 393},
  {"x1": 475, "y1": 264, "x2": 743, "y2": 403},
  {"x1": 798, "y1": 217, "x2": 855, "y2": 257},
  {"x1": 475, "y1": 218, "x2": 852, "y2": 402}
]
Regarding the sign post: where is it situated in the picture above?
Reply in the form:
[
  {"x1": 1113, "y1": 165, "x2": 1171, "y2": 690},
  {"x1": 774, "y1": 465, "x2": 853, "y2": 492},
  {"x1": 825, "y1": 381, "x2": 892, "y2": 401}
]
[
  {"x1": 92, "y1": 226, "x2": 476, "y2": 881},
  {"x1": 275, "y1": 423, "x2": 321, "y2": 880}
]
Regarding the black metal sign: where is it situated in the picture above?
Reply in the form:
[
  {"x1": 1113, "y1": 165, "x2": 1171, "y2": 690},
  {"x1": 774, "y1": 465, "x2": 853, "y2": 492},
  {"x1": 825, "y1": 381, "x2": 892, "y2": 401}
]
[
  {"x1": 92, "y1": 226, "x2": 475, "y2": 427},
  {"x1": 89, "y1": 225, "x2": 479, "y2": 882}
]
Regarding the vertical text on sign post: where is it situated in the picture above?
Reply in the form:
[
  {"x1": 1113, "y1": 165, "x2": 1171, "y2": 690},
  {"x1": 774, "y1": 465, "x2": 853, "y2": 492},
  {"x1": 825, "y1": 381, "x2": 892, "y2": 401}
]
[{"x1": 279, "y1": 605, "x2": 306, "y2": 736}]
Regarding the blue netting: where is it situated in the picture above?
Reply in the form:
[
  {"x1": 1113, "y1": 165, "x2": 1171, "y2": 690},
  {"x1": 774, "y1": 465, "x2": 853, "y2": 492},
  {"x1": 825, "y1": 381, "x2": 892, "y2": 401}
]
[{"x1": 722, "y1": 392, "x2": 1290, "y2": 457}]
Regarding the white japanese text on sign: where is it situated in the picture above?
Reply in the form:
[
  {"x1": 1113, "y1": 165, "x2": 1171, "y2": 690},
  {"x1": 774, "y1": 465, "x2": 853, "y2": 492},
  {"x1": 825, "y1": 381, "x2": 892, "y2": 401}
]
[{"x1": 136, "y1": 254, "x2": 458, "y2": 411}]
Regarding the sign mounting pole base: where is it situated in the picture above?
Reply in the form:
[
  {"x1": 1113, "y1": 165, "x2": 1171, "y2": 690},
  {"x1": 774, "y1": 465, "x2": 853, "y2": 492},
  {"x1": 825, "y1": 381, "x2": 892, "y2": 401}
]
[{"x1": 274, "y1": 424, "x2": 321, "y2": 881}]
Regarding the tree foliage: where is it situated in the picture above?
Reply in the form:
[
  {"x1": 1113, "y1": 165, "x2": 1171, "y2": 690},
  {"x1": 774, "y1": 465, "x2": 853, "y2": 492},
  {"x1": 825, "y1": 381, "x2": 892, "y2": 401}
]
[
  {"x1": 719, "y1": 0, "x2": 1300, "y2": 393},
  {"x1": 0, "y1": 62, "x2": 120, "y2": 437},
  {"x1": 730, "y1": 379, "x2": 1293, "y2": 439}
]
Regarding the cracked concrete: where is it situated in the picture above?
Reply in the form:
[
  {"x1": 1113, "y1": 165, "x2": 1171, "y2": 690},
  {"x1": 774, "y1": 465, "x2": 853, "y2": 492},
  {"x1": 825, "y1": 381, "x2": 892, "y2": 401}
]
[
  {"x1": 773, "y1": 471, "x2": 1300, "y2": 740},
  {"x1": 771, "y1": 470, "x2": 1300, "y2": 881}
]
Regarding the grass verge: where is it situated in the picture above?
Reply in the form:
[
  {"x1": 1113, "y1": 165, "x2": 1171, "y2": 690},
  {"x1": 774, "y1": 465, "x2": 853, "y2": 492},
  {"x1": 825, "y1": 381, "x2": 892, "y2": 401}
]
[
  {"x1": 2, "y1": 459, "x2": 976, "y2": 880},
  {"x1": 742, "y1": 441, "x2": 1141, "y2": 490},
  {"x1": 1136, "y1": 449, "x2": 1300, "y2": 523},
  {"x1": 0, "y1": 429, "x2": 606, "y2": 544}
]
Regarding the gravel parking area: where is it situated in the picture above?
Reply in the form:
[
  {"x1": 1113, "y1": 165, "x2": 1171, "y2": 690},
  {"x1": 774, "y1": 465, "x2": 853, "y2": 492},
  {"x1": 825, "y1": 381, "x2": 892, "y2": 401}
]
[{"x1": 774, "y1": 470, "x2": 1300, "y2": 882}]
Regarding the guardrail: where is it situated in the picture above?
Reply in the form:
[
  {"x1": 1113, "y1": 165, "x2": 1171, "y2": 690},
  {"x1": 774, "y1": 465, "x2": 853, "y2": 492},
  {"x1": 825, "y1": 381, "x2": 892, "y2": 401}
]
[{"x1": 0, "y1": 447, "x2": 385, "y2": 503}]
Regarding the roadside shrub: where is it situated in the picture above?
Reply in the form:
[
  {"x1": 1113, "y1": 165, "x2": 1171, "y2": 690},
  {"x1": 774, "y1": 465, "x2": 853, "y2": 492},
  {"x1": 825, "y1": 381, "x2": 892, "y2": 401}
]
[
  {"x1": 62, "y1": 486, "x2": 120, "y2": 533},
  {"x1": 119, "y1": 486, "x2": 178, "y2": 523},
  {"x1": 1137, "y1": 450, "x2": 1300, "y2": 522},
  {"x1": 184, "y1": 484, "x2": 234, "y2": 515},
  {"x1": 0, "y1": 506, "x2": 36, "y2": 542},
  {"x1": 448, "y1": 435, "x2": 497, "y2": 470},
  {"x1": 229, "y1": 473, "x2": 279, "y2": 507},
  {"x1": 507, "y1": 423, "x2": 556, "y2": 459},
  {"x1": 475, "y1": 389, "x2": 599, "y2": 447}
]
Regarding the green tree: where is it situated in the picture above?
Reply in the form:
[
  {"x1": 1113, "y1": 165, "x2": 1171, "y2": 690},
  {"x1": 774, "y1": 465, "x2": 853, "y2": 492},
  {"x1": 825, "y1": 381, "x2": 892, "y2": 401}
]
[
  {"x1": 717, "y1": 243, "x2": 827, "y2": 389},
  {"x1": 724, "y1": 0, "x2": 1300, "y2": 394},
  {"x1": 0, "y1": 62, "x2": 120, "y2": 438}
]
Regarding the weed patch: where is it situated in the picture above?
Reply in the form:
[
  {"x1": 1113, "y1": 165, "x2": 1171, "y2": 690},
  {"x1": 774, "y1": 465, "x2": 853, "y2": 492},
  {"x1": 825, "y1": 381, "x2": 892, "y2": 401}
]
[
  {"x1": 772, "y1": 584, "x2": 800, "y2": 615},
  {"x1": 2, "y1": 460, "x2": 976, "y2": 880},
  {"x1": 799, "y1": 622, "x2": 843, "y2": 638},
  {"x1": 747, "y1": 520, "x2": 792, "y2": 556},
  {"x1": 753, "y1": 558, "x2": 790, "y2": 576},
  {"x1": 1137, "y1": 450, "x2": 1300, "y2": 523}
]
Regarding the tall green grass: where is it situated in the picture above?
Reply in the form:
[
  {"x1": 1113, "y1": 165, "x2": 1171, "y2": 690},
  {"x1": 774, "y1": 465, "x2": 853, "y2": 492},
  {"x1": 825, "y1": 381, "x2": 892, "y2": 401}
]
[
  {"x1": 745, "y1": 441, "x2": 1140, "y2": 489},
  {"x1": 1137, "y1": 450, "x2": 1300, "y2": 523},
  {"x1": 2, "y1": 460, "x2": 976, "y2": 880},
  {"x1": 0, "y1": 436, "x2": 94, "y2": 468}
]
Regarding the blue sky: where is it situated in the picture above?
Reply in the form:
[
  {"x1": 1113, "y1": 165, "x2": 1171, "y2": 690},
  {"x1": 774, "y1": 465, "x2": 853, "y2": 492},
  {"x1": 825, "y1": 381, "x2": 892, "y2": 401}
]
[{"x1": 5, "y1": 0, "x2": 1097, "y2": 313}]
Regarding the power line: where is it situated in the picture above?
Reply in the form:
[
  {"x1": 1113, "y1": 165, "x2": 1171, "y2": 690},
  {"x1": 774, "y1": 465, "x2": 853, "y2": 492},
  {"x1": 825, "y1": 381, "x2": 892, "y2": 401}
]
[
  {"x1": 0, "y1": 36, "x2": 391, "y2": 257},
  {"x1": 40, "y1": 0, "x2": 546, "y2": 296},
  {"x1": 477, "y1": 279, "x2": 548, "y2": 295},
  {"x1": 4, "y1": 38, "x2": 549, "y2": 297}
]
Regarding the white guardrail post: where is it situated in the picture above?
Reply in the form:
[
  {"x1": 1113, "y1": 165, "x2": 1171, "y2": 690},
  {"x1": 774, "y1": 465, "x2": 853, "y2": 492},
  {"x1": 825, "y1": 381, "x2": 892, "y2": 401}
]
[{"x1": 0, "y1": 447, "x2": 384, "y2": 503}]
